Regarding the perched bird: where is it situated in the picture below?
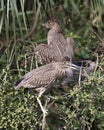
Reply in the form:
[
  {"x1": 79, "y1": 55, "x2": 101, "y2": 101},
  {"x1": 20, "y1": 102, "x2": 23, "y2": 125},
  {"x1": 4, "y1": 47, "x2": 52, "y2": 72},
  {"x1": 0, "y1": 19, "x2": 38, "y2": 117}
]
[
  {"x1": 42, "y1": 20, "x2": 74, "y2": 62},
  {"x1": 15, "y1": 61, "x2": 79, "y2": 113}
]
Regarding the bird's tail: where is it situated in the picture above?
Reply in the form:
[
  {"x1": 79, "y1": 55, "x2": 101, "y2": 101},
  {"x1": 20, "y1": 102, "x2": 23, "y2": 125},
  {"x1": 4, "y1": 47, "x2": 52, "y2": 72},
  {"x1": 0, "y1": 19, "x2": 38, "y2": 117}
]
[{"x1": 14, "y1": 77, "x2": 24, "y2": 90}]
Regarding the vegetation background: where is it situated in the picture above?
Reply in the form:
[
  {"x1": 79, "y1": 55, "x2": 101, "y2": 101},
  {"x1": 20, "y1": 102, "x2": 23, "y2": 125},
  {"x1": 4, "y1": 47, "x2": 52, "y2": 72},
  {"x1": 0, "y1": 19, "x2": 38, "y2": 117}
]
[{"x1": 0, "y1": 0, "x2": 104, "y2": 130}]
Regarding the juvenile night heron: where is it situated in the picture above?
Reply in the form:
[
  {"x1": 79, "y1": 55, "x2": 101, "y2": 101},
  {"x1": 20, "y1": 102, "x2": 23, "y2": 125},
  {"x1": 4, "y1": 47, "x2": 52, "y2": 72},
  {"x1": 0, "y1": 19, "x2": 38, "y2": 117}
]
[
  {"x1": 15, "y1": 61, "x2": 79, "y2": 113},
  {"x1": 42, "y1": 20, "x2": 74, "y2": 62}
]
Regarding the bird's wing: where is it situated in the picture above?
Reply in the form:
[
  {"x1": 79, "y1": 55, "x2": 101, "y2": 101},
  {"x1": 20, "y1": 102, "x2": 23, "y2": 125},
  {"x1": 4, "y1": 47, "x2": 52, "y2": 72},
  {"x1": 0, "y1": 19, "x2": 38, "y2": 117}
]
[
  {"x1": 25, "y1": 70, "x2": 56, "y2": 88},
  {"x1": 35, "y1": 43, "x2": 63, "y2": 63},
  {"x1": 15, "y1": 63, "x2": 57, "y2": 89},
  {"x1": 52, "y1": 33, "x2": 66, "y2": 49},
  {"x1": 35, "y1": 44, "x2": 51, "y2": 63},
  {"x1": 55, "y1": 35, "x2": 74, "y2": 61},
  {"x1": 23, "y1": 62, "x2": 55, "y2": 79},
  {"x1": 15, "y1": 65, "x2": 57, "y2": 90},
  {"x1": 65, "y1": 38, "x2": 74, "y2": 60}
]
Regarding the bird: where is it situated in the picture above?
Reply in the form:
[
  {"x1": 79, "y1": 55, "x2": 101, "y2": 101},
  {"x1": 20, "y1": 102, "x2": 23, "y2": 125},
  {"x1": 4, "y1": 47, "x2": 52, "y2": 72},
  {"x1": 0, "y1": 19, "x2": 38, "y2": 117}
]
[
  {"x1": 15, "y1": 61, "x2": 80, "y2": 114},
  {"x1": 15, "y1": 60, "x2": 96, "y2": 113},
  {"x1": 42, "y1": 20, "x2": 74, "y2": 62}
]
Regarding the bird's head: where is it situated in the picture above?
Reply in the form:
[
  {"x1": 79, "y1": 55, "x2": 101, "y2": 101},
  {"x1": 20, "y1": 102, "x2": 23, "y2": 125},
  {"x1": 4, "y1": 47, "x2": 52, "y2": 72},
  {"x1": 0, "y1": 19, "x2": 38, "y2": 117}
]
[
  {"x1": 42, "y1": 20, "x2": 60, "y2": 31},
  {"x1": 64, "y1": 62, "x2": 80, "y2": 70}
]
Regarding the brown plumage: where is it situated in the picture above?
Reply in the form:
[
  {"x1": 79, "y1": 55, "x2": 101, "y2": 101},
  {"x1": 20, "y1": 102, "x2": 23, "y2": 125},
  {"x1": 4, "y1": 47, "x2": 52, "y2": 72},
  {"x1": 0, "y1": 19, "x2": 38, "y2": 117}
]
[
  {"x1": 42, "y1": 20, "x2": 74, "y2": 62},
  {"x1": 35, "y1": 37, "x2": 74, "y2": 64},
  {"x1": 66, "y1": 37, "x2": 74, "y2": 61},
  {"x1": 15, "y1": 61, "x2": 79, "y2": 96},
  {"x1": 35, "y1": 43, "x2": 62, "y2": 64}
]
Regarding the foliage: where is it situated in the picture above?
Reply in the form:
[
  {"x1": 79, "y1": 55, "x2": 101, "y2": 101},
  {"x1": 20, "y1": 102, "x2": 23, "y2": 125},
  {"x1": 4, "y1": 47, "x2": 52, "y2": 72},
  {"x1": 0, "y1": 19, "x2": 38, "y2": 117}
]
[{"x1": 0, "y1": 0, "x2": 104, "y2": 129}]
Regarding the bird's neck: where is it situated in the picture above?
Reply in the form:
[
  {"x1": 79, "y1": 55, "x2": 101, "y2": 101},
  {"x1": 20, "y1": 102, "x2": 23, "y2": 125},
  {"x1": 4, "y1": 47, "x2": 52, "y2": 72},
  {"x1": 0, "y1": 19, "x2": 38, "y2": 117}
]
[
  {"x1": 48, "y1": 29, "x2": 57, "y2": 35},
  {"x1": 47, "y1": 25, "x2": 60, "y2": 44},
  {"x1": 55, "y1": 66, "x2": 66, "y2": 78},
  {"x1": 59, "y1": 69, "x2": 66, "y2": 78}
]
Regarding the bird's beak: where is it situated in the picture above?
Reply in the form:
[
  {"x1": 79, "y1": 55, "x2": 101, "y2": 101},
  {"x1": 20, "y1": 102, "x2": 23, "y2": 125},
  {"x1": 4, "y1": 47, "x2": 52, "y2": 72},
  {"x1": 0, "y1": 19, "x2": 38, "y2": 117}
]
[
  {"x1": 42, "y1": 23, "x2": 45, "y2": 27},
  {"x1": 42, "y1": 23, "x2": 48, "y2": 27},
  {"x1": 68, "y1": 62, "x2": 81, "y2": 70}
]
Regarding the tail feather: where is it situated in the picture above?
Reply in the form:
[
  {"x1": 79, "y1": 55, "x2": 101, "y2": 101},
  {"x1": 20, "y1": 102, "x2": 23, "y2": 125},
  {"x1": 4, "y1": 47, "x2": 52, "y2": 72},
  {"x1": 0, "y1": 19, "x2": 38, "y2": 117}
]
[{"x1": 14, "y1": 77, "x2": 24, "y2": 90}]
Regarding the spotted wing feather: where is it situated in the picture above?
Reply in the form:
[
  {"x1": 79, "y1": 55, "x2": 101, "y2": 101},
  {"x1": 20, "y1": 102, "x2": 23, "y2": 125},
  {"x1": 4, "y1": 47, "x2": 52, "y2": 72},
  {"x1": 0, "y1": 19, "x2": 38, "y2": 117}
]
[{"x1": 15, "y1": 63, "x2": 60, "y2": 91}]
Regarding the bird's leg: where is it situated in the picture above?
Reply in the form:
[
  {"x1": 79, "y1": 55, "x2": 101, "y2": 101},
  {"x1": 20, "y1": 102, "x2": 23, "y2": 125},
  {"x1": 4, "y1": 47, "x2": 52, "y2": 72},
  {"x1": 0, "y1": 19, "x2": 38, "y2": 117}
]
[
  {"x1": 37, "y1": 89, "x2": 48, "y2": 114},
  {"x1": 36, "y1": 90, "x2": 48, "y2": 130},
  {"x1": 42, "y1": 98, "x2": 50, "y2": 130},
  {"x1": 36, "y1": 97, "x2": 47, "y2": 130},
  {"x1": 36, "y1": 97, "x2": 47, "y2": 114}
]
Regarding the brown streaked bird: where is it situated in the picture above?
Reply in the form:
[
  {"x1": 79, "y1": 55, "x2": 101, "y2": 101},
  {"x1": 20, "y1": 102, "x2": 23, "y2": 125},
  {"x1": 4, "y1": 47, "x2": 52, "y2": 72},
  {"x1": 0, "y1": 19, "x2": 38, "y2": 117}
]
[
  {"x1": 42, "y1": 20, "x2": 74, "y2": 62},
  {"x1": 15, "y1": 61, "x2": 79, "y2": 114}
]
